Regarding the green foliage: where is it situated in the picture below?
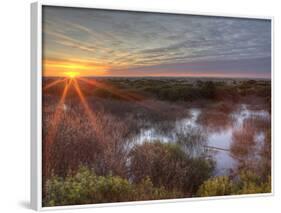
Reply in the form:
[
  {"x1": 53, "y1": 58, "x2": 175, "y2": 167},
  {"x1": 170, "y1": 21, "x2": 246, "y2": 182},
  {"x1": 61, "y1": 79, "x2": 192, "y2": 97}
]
[
  {"x1": 44, "y1": 166, "x2": 182, "y2": 207},
  {"x1": 134, "y1": 177, "x2": 183, "y2": 201},
  {"x1": 196, "y1": 176, "x2": 233, "y2": 196},
  {"x1": 235, "y1": 171, "x2": 271, "y2": 194},
  {"x1": 196, "y1": 171, "x2": 271, "y2": 197},
  {"x1": 44, "y1": 166, "x2": 133, "y2": 206}
]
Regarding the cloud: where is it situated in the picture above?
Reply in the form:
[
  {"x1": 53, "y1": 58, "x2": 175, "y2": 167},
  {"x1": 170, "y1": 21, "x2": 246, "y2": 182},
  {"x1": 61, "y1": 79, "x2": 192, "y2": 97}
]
[
  {"x1": 42, "y1": 6, "x2": 271, "y2": 77},
  {"x1": 108, "y1": 57, "x2": 271, "y2": 78}
]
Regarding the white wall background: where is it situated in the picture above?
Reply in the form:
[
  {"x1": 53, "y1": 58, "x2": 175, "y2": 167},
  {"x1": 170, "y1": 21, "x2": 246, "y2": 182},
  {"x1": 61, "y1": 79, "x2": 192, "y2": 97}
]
[{"x1": 0, "y1": 0, "x2": 280, "y2": 212}]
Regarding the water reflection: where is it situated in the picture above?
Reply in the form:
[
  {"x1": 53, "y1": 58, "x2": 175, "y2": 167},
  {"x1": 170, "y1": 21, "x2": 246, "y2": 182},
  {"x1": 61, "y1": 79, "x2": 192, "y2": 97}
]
[
  {"x1": 232, "y1": 104, "x2": 269, "y2": 128},
  {"x1": 130, "y1": 104, "x2": 270, "y2": 176}
]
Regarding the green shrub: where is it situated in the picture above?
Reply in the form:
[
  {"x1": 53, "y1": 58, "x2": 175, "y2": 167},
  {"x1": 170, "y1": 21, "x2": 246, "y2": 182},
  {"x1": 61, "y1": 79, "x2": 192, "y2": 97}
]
[
  {"x1": 196, "y1": 176, "x2": 234, "y2": 197},
  {"x1": 44, "y1": 166, "x2": 182, "y2": 207},
  {"x1": 197, "y1": 171, "x2": 271, "y2": 197},
  {"x1": 235, "y1": 171, "x2": 271, "y2": 194}
]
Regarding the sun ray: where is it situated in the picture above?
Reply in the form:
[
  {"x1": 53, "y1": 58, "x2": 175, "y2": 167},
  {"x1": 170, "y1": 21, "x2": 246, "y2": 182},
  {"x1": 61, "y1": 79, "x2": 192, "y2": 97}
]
[
  {"x1": 43, "y1": 78, "x2": 66, "y2": 91},
  {"x1": 78, "y1": 77, "x2": 143, "y2": 101},
  {"x1": 43, "y1": 80, "x2": 71, "y2": 178},
  {"x1": 77, "y1": 77, "x2": 161, "y2": 112},
  {"x1": 46, "y1": 80, "x2": 71, "y2": 145},
  {"x1": 72, "y1": 79, "x2": 99, "y2": 133}
]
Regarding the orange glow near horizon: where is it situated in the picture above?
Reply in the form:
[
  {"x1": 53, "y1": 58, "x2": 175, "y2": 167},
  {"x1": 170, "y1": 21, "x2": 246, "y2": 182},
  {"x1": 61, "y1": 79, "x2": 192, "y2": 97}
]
[
  {"x1": 43, "y1": 58, "x2": 270, "y2": 79},
  {"x1": 43, "y1": 60, "x2": 270, "y2": 79},
  {"x1": 43, "y1": 59, "x2": 108, "y2": 77},
  {"x1": 64, "y1": 71, "x2": 80, "y2": 78}
]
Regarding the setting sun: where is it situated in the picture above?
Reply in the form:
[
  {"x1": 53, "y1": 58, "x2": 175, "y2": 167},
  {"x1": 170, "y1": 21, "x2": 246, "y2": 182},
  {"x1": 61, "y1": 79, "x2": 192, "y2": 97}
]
[
  {"x1": 43, "y1": 59, "x2": 108, "y2": 77},
  {"x1": 64, "y1": 71, "x2": 80, "y2": 78}
]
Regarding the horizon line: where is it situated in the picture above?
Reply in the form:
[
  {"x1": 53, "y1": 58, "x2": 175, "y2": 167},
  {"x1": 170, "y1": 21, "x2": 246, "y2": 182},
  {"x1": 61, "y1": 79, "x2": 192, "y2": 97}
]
[{"x1": 43, "y1": 75, "x2": 271, "y2": 80}]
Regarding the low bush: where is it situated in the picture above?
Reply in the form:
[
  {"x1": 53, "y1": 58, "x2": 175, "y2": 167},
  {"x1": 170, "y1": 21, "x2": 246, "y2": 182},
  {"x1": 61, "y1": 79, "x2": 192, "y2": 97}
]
[
  {"x1": 197, "y1": 171, "x2": 271, "y2": 197},
  {"x1": 44, "y1": 166, "x2": 183, "y2": 207}
]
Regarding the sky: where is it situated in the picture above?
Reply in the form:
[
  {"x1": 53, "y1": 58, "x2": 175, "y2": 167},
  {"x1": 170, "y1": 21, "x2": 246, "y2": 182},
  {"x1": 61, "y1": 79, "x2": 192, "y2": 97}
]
[{"x1": 42, "y1": 6, "x2": 272, "y2": 78}]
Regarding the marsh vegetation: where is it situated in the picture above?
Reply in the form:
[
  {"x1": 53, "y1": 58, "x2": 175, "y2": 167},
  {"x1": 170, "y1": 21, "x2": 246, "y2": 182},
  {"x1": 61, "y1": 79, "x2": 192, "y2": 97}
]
[{"x1": 42, "y1": 77, "x2": 271, "y2": 206}]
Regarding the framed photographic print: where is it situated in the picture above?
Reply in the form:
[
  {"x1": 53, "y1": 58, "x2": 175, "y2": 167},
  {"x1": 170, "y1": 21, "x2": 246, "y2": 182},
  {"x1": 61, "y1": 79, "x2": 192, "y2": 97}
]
[{"x1": 31, "y1": 1, "x2": 273, "y2": 210}]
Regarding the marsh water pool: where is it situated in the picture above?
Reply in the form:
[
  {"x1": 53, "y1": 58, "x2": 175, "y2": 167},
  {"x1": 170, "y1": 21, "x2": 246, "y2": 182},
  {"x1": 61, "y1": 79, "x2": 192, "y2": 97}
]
[{"x1": 130, "y1": 104, "x2": 270, "y2": 176}]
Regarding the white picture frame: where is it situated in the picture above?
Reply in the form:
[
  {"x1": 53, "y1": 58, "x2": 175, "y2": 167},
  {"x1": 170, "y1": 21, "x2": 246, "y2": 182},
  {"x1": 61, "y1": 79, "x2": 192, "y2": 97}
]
[{"x1": 31, "y1": 1, "x2": 274, "y2": 210}]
